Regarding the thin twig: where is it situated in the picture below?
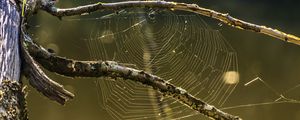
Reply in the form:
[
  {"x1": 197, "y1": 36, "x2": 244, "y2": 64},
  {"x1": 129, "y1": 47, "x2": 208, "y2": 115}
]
[
  {"x1": 25, "y1": 40, "x2": 241, "y2": 120},
  {"x1": 41, "y1": 1, "x2": 300, "y2": 45}
]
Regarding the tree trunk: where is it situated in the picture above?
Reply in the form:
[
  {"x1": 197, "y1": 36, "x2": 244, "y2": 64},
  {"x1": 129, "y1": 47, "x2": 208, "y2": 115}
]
[{"x1": 0, "y1": 0, "x2": 27, "y2": 119}]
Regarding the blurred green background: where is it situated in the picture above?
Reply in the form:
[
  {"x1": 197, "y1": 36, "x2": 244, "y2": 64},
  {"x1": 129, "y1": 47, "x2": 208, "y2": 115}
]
[{"x1": 25, "y1": 0, "x2": 300, "y2": 120}]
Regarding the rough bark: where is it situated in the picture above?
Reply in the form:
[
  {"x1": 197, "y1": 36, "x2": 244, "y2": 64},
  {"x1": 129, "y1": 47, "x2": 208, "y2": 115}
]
[{"x1": 0, "y1": 0, "x2": 28, "y2": 119}]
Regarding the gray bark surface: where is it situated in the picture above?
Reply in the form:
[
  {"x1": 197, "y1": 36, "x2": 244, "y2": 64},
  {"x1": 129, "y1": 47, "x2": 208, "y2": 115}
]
[
  {"x1": 0, "y1": 0, "x2": 21, "y2": 82},
  {"x1": 0, "y1": 0, "x2": 27, "y2": 119}
]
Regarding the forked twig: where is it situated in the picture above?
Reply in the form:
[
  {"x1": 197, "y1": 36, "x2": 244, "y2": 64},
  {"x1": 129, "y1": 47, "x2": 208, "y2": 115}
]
[
  {"x1": 41, "y1": 1, "x2": 300, "y2": 45},
  {"x1": 25, "y1": 40, "x2": 241, "y2": 120},
  {"x1": 21, "y1": 33, "x2": 74, "y2": 105}
]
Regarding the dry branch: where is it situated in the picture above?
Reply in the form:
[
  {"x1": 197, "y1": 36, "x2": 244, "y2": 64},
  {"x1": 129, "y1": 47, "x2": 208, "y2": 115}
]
[
  {"x1": 24, "y1": 40, "x2": 241, "y2": 120},
  {"x1": 41, "y1": 1, "x2": 300, "y2": 45},
  {"x1": 22, "y1": 62, "x2": 74, "y2": 105},
  {"x1": 21, "y1": 39, "x2": 74, "y2": 105}
]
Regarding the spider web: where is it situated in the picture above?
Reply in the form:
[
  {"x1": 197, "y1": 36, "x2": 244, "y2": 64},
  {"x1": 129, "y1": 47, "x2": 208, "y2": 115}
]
[
  {"x1": 81, "y1": 8, "x2": 239, "y2": 120},
  {"x1": 25, "y1": 5, "x2": 300, "y2": 120},
  {"x1": 24, "y1": 1, "x2": 300, "y2": 120}
]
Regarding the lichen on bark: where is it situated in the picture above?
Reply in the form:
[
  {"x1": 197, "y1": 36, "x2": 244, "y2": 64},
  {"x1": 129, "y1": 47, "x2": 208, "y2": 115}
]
[{"x1": 0, "y1": 80, "x2": 27, "y2": 120}]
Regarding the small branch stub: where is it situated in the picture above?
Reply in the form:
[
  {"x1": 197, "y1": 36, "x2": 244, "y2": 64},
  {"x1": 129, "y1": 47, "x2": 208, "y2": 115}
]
[{"x1": 21, "y1": 25, "x2": 74, "y2": 105}]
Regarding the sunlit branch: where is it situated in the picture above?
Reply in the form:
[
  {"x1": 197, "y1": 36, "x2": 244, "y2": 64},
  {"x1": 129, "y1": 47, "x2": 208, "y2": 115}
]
[
  {"x1": 25, "y1": 40, "x2": 241, "y2": 120},
  {"x1": 41, "y1": 1, "x2": 300, "y2": 46}
]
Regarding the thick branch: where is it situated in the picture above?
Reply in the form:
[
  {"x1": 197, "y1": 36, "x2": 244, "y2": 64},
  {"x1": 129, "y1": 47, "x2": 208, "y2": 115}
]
[
  {"x1": 21, "y1": 40, "x2": 74, "y2": 105},
  {"x1": 41, "y1": 1, "x2": 300, "y2": 46},
  {"x1": 25, "y1": 41, "x2": 241, "y2": 120}
]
